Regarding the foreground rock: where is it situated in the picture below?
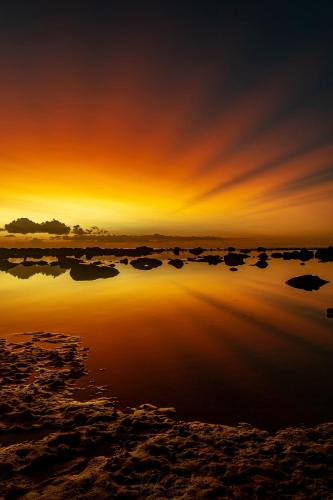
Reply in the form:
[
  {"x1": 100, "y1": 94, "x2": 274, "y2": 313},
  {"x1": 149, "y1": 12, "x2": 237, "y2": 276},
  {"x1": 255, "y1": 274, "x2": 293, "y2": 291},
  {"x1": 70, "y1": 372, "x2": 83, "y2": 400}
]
[
  {"x1": 286, "y1": 275, "x2": 329, "y2": 291},
  {"x1": 0, "y1": 333, "x2": 333, "y2": 499}
]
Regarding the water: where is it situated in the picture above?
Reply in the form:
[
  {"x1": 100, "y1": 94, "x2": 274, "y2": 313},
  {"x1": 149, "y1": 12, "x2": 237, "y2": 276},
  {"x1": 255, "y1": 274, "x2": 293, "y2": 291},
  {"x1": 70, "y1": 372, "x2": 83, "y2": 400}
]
[{"x1": 1, "y1": 252, "x2": 332, "y2": 429}]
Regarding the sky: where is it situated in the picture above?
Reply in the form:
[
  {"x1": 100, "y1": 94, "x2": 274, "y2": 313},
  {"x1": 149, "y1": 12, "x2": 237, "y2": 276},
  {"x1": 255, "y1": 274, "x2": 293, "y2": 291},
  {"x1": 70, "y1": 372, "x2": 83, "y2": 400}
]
[{"x1": 0, "y1": 1, "x2": 333, "y2": 243}]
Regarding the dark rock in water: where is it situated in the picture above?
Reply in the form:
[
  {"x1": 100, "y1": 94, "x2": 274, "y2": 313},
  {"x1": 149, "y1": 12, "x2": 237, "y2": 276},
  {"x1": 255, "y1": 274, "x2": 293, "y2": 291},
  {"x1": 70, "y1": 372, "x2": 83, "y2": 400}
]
[
  {"x1": 70, "y1": 264, "x2": 119, "y2": 281},
  {"x1": 189, "y1": 247, "x2": 204, "y2": 255},
  {"x1": 173, "y1": 247, "x2": 181, "y2": 256},
  {"x1": 58, "y1": 257, "x2": 82, "y2": 269},
  {"x1": 240, "y1": 249, "x2": 251, "y2": 254},
  {"x1": 315, "y1": 247, "x2": 333, "y2": 262},
  {"x1": 120, "y1": 258, "x2": 128, "y2": 265},
  {"x1": 229, "y1": 267, "x2": 238, "y2": 272},
  {"x1": 282, "y1": 250, "x2": 314, "y2": 261},
  {"x1": 286, "y1": 275, "x2": 329, "y2": 291},
  {"x1": 197, "y1": 255, "x2": 222, "y2": 265},
  {"x1": 271, "y1": 252, "x2": 283, "y2": 258},
  {"x1": 227, "y1": 246, "x2": 236, "y2": 252},
  {"x1": 130, "y1": 258, "x2": 162, "y2": 270},
  {"x1": 327, "y1": 308, "x2": 333, "y2": 318},
  {"x1": 168, "y1": 259, "x2": 184, "y2": 269},
  {"x1": 258, "y1": 252, "x2": 269, "y2": 261},
  {"x1": 255, "y1": 260, "x2": 268, "y2": 269},
  {"x1": 257, "y1": 246, "x2": 266, "y2": 252},
  {"x1": 224, "y1": 253, "x2": 249, "y2": 266}
]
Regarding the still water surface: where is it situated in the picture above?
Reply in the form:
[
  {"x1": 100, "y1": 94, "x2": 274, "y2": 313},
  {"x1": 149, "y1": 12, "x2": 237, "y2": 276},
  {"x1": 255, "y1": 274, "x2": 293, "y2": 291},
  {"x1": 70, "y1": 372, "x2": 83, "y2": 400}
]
[{"x1": 1, "y1": 253, "x2": 332, "y2": 429}]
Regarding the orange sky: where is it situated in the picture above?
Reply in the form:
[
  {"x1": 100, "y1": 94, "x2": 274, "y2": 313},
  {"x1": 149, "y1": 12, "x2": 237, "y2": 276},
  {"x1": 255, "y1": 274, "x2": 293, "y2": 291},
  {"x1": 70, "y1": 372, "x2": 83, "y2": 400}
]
[{"x1": 0, "y1": 3, "x2": 332, "y2": 243}]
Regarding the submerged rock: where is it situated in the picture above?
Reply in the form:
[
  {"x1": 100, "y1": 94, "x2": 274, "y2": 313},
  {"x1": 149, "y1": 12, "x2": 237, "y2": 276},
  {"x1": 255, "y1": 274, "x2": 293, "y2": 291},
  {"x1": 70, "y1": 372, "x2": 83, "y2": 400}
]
[
  {"x1": 286, "y1": 275, "x2": 329, "y2": 291},
  {"x1": 327, "y1": 308, "x2": 333, "y2": 318},
  {"x1": 130, "y1": 258, "x2": 162, "y2": 270},
  {"x1": 70, "y1": 264, "x2": 119, "y2": 281}
]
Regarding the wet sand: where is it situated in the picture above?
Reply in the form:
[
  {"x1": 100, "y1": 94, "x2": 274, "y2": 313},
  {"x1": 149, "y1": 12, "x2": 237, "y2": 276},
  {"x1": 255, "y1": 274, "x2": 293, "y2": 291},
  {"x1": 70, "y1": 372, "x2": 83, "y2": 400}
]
[{"x1": 0, "y1": 332, "x2": 332, "y2": 499}]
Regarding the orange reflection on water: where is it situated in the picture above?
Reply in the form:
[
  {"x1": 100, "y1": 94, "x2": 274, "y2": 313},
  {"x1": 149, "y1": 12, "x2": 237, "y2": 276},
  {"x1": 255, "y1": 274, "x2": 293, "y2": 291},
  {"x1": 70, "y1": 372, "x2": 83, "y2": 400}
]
[{"x1": 0, "y1": 257, "x2": 332, "y2": 429}]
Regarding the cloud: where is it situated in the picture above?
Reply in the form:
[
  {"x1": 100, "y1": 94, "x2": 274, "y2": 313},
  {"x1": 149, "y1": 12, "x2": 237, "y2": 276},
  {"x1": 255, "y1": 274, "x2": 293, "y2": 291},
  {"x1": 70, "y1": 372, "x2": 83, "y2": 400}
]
[{"x1": 4, "y1": 218, "x2": 71, "y2": 235}]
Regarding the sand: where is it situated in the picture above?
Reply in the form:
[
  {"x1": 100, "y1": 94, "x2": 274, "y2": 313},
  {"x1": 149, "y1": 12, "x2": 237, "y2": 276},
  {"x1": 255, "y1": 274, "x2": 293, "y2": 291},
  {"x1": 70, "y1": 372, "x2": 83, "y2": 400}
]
[{"x1": 0, "y1": 332, "x2": 332, "y2": 499}]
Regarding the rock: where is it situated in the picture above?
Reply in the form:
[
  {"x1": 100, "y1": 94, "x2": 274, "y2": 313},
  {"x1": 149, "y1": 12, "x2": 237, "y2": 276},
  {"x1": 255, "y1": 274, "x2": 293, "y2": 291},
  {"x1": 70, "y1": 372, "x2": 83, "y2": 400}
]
[
  {"x1": 70, "y1": 264, "x2": 119, "y2": 281},
  {"x1": 189, "y1": 247, "x2": 204, "y2": 256},
  {"x1": 315, "y1": 247, "x2": 333, "y2": 262},
  {"x1": 197, "y1": 255, "x2": 222, "y2": 265},
  {"x1": 255, "y1": 260, "x2": 268, "y2": 269},
  {"x1": 168, "y1": 259, "x2": 184, "y2": 269},
  {"x1": 229, "y1": 267, "x2": 238, "y2": 272},
  {"x1": 130, "y1": 258, "x2": 162, "y2": 270},
  {"x1": 327, "y1": 309, "x2": 333, "y2": 318},
  {"x1": 224, "y1": 253, "x2": 249, "y2": 266},
  {"x1": 282, "y1": 250, "x2": 314, "y2": 261},
  {"x1": 286, "y1": 275, "x2": 329, "y2": 291}
]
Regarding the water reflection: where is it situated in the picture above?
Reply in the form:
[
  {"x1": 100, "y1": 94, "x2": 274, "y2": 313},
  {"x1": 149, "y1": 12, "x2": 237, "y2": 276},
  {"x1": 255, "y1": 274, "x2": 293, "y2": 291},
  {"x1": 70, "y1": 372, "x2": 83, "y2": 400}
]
[{"x1": 0, "y1": 253, "x2": 332, "y2": 429}]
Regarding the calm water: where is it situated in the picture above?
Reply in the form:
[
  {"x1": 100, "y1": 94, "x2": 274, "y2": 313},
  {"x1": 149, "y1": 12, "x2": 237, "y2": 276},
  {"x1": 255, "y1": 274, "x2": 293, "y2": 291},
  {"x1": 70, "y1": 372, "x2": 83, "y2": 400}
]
[{"x1": 1, "y1": 252, "x2": 332, "y2": 429}]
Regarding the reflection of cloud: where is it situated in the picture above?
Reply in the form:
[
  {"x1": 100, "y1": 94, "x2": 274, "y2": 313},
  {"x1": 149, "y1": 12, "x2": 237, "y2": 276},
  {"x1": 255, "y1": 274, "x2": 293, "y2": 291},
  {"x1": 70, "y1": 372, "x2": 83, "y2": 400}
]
[{"x1": 4, "y1": 265, "x2": 66, "y2": 280}]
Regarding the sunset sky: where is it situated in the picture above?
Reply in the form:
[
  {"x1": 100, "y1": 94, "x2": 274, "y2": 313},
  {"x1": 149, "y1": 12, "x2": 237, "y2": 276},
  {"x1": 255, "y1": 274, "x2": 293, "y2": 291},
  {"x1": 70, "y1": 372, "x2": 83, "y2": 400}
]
[{"x1": 1, "y1": 1, "x2": 332, "y2": 242}]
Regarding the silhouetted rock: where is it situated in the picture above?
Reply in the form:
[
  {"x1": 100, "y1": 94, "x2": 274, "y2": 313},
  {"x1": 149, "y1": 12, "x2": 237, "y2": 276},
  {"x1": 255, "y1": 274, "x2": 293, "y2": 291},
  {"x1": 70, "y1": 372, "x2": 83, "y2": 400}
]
[
  {"x1": 271, "y1": 252, "x2": 283, "y2": 258},
  {"x1": 257, "y1": 247, "x2": 266, "y2": 252},
  {"x1": 173, "y1": 247, "x2": 181, "y2": 256},
  {"x1": 327, "y1": 308, "x2": 333, "y2": 318},
  {"x1": 57, "y1": 257, "x2": 82, "y2": 269},
  {"x1": 119, "y1": 258, "x2": 128, "y2": 264},
  {"x1": 286, "y1": 275, "x2": 329, "y2": 291},
  {"x1": 168, "y1": 259, "x2": 184, "y2": 269},
  {"x1": 315, "y1": 247, "x2": 333, "y2": 262},
  {"x1": 229, "y1": 267, "x2": 238, "y2": 272},
  {"x1": 258, "y1": 252, "x2": 269, "y2": 260},
  {"x1": 189, "y1": 247, "x2": 204, "y2": 255},
  {"x1": 281, "y1": 250, "x2": 314, "y2": 261},
  {"x1": 227, "y1": 246, "x2": 236, "y2": 252},
  {"x1": 70, "y1": 264, "x2": 119, "y2": 281},
  {"x1": 255, "y1": 260, "x2": 268, "y2": 269},
  {"x1": 224, "y1": 253, "x2": 249, "y2": 266},
  {"x1": 197, "y1": 255, "x2": 222, "y2": 265},
  {"x1": 130, "y1": 258, "x2": 162, "y2": 270}
]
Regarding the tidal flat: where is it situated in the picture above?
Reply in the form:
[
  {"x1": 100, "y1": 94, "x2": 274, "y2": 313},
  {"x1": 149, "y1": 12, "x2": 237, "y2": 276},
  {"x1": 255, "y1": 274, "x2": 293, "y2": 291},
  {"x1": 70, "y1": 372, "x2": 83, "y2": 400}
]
[{"x1": 0, "y1": 247, "x2": 332, "y2": 498}]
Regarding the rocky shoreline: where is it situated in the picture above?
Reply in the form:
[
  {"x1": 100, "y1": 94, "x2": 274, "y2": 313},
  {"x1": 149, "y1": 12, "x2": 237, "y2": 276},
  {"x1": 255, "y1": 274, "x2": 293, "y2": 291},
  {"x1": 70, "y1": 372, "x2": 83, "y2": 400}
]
[{"x1": 0, "y1": 333, "x2": 332, "y2": 499}]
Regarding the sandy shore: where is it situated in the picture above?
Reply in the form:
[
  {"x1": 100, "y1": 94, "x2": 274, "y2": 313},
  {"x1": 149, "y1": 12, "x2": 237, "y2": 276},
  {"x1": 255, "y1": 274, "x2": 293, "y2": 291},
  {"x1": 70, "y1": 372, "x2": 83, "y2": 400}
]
[{"x1": 0, "y1": 333, "x2": 332, "y2": 499}]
